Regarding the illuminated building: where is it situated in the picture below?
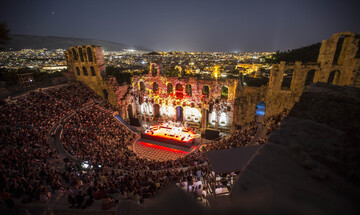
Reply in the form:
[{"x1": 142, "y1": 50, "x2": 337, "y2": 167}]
[{"x1": 128, "y1": 62, "x2": 238, "y2": 131}]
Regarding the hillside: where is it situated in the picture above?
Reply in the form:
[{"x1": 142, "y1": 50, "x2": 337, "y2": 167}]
[
  {"x1": 3, "y1": 34, "x2": 150, "y2": 51},
  {"x1": 266, "y1": 42, "x2": 322, "y2": 64}
]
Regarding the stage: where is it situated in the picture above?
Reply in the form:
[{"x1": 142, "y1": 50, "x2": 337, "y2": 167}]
[{"x1": 141, "y1": 122, "x2": 196, "y2": 148}]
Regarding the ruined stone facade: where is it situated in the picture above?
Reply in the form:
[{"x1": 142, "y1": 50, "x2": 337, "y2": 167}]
[
  {"x1": 64, "y1": 45, "x2": 128, "y2": 110},
  {"x1": 233, "y1": 32, "x2": 360, "y2": 126},
  {"x1": 64, "y1": 32, "x2": 360, "y2": 130},
  {"x1": 130, "y1": 64, "x2": 237, "y2": 130}
]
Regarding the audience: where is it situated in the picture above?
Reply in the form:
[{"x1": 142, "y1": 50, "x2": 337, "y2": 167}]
[{"x1": 0, "y1": 82, "x2": 287, "y2": 210}]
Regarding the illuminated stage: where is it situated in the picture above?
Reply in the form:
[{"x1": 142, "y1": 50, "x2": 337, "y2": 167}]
[{"x1": 141, "y1": 122, "x2": 196, "y2": 148}]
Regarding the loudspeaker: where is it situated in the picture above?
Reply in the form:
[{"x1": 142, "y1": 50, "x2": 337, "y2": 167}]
[
  {"x1": 205, "y1": 129, "x2": 219, "y2": 140},
  {"x1": 129, "y1": 118, "x2": 141, "y2": 127}
]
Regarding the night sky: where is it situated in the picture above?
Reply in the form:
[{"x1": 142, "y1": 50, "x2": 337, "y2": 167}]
[{"x1": 1, "y1": 0, "x2": 359, "y2": 52}]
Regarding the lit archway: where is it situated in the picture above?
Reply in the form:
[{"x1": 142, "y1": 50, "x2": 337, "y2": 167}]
[
  {"x1": 153, "y1": 82, "x2": 159, "y2": 95},
  {"x1": 256, "y1": 102, "x2": 266, "y2": 116},
  {"x1": 139, "y1": 81, "x2": 145, "y2": 93},
  {"x1": 175, "y1": 83, "x2": 183, "y2": 99},
  {"x1": 154, "y1": 104, "x2": 160, "y2": 118},
  {"x1": 176, "y1": 106, "x2": 183, "y2": 122},
  {"x1": 221, "y1": 86, "x2": 228, "y2": 100},
  {"x1": 185, "y1": 84, "x2": 192, "y2": 96},
  {"x1": 202, "y1": 85, "x2": 210, "y2": 98},
  {"x1": 167, "y1": 83, "x2": 173, "y2": 95}
]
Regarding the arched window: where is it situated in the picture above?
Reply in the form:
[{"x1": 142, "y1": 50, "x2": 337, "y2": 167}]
[
  {"x1": 153, "y1": 82, "x2": 159, "y2": 94},
  {"x1": 327, "y1": 70, "x2": 340, "y2": 85},
  {"x1": 82, "y1": 66, "x2": 88, "y2": 76},
  {"x1": 87, "y1": 47, "x2": 93, "y2": 62},
  {"x1": 332, "y1": 36, "x2": 344, "y2": 65},
  {"x1": 90, "y1": 66, "x2": 96, "y2": 76},
  {"x1": 76, "y1": 67, "x2": 80, "y2": 76},
  {"x1": 103, "y1": 89, "x2": 108, "y2": 100},
  {"x1": 167, "y1": 83, "x2": 173, "y2": 95},
  {"x1": 281, "y1": 69, "x2": 293, "y2": 90},
  {"x1": 72, "y1": 48, "x2": 78, "y2": 61},
  {"x1": 304, "y1": 70, "x2": 316, "y2": 87},
  {"x1": 139, "y1": 81, "x2": 145, "y2": 93},
  {"x1": 175, "y1": 83, "x2": 183, "y2": 98},
  {"x1": 78, "y1": 47, "x2": 84, "y2": 62},
  {"x1": 202, "y1": 85, "x2": 209, "y2": 98},
  {"x1": 185, "y1": 84, "x2": 192, "y2": 96},
  {"x1": 221, "y1": 86, "x2": 228, "y2": 100}
]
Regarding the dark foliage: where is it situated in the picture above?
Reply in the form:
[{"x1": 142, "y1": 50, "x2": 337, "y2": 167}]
[
  {"x1": 105, "y1": 66, "x2": 132, "y2": 85},
  {"x1": 266, "y1": 42, "x2": 321, "y2": 64}
]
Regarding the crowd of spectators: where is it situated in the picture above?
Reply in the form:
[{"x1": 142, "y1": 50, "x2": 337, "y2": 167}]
[
  {"x1": 0, "y1": 82, "x2": 287, "y2": 211},
  {"x1": 200, "y1": 123, "x2": 258, "y2": 151},
  {"x1": 0, "y1": 82, "x2": 100, "y2": 208},
  {"x1": 264, "y1": 109, "x2": 288, "y2": 136}
]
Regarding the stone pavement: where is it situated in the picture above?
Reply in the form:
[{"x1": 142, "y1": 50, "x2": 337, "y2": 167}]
[{"x1": 133, "y1": 138, "x2": 198, "y2": 161}]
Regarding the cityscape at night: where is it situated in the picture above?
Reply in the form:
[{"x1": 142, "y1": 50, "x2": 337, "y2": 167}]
[{"x1": 0, "y1": 0, "x2": 360, "y2": 214}]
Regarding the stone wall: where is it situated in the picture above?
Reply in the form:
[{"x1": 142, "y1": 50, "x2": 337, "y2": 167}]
[
  {"x1": 64, "y1": 32, "x2": 360, "y2": 129},
  {"x1": 64, "y1": 45, "x2": 122, "y2": 109},
  {"x1": 233, "y1": 32, "x2": 360, "y2": 127},
  {"x1": 131, "y1": 66, "x2": 238, "y2": 130},
  {"x1": 230, "y1": 83, "x2": 360, "y2": 214}
]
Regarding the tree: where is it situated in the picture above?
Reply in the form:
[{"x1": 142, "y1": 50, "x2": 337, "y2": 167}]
[{"x1": 0, "y1": 22, "x2": 11, "y2": 49}]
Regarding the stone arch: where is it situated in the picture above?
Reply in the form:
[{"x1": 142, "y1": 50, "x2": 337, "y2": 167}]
[
  {"x1": 153, "y1": 82, "x2": 159, "y2": 94},
  {"x1": 255, "y1": 101, "x2": 266, "y2": 123},
  {"x1": 185, "y1": 84, "x2": 192, "y2": 96},
  {"x1": 202, "y1": 85, "x2": 210, "y2": 98},
  {"x1": 176, "y1": 106, "x2": 183, "y2": 122},
  {"x1": 78, "y1": 47, "x2": 84, "y2": 62},
  {"x1": 139, "y1": 81, "x2": 145, "y2": 93},
  {"x1": 332, "y1": 36, "x2": 345, "y2": 65},
  {"x1": 90, "y1": 66, "x2": 96, "y2": 76},
  {"x1": 87, "y1": 47, "x2": 93, "y2": 62},
  {"x1": 167, "y1": 83, "x2": 173, "y2": 95},
  {"x1": 72, "y1": 48, "x2": 78, "y2": 61},
  {"x1": 281, "y1": 69, "x2": 294, "y2": 90},
  {"x1": 304, "y1": 70, "x2": 316, "y2": 87},
  {"x1": 82, "y1": 66, "x2": 88, "y2": 76},
  {"x1": 327, "y1": 70, "x2": 341, "y2": 85},
  {"x1": 103, "y1": 89, "x2": 108, "y2": 100},
  {"x1": 256, "y1": 102, "x2": 266, "y2": 116},
  {"x1": 127, "y1": 104, "x2": 134, "y2": 119},
  {"x1": 175, "y1": 83, "x2": 183, "y2": 98},
  {"x1": 221, "y1": 86, "x2": 228, "y2": 100},
  {"x1": 153, "y1": 104, "x2": 160, "y2": 118},
  {"x1": 76, "y1": 67, "x2": 80, "y2": 76}
]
